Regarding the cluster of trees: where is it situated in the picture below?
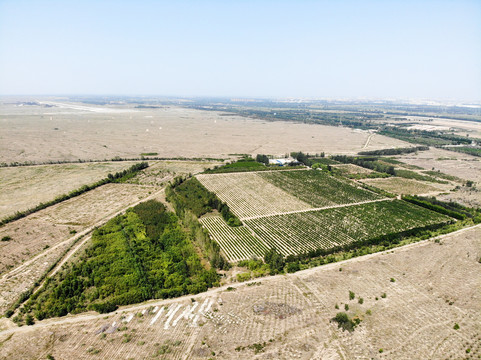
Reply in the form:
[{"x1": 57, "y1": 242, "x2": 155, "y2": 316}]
[
  {"x1": 358, "y1": 146, "x2": 429, "y2": 156},
  {"x1": 0, "y1": 162, "x2": 149, "y2": 226},
  {"x1": 332, "y1": 312, "x2": 361, "y2": 332},
  {"x1": 204, "y1": 157, "x2": 266, "y2": 174},
  {"x1": 331, "y1": 155, "x2": 395, "y2": 175},
  {"x1": 255, "y1": 154, "x2": 269, "y2": 165},
  {"x1": 166, "y1": 177, "x2": 242, "y2": 227},
  {"x1": 379, "y1": 127, "x2": 480, "y2": 157},
  {"x1": 402, "y1": 195, "x2": 481, "y2": 222},
  {"x1": 24, "y1": 200, "x2": 220, "y2": 319}
]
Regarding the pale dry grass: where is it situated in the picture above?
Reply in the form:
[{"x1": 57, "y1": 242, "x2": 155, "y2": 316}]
[
  {"x1": 332, "y1": 163, "x2": 374, "y2": 175},
  {"x1": 126, "y1": 160, "x2": 223, "y2": 186},
  {"x1": 0, "y1": 184, "x2": 152, "y2": 274},
  {"x1": 397, "y1": 148, "x2": 481, "y2": 183},
  {"x1": 362, "y1": 177, "x2": 451, "y2": 195},
  {"x1": 438, "y1": 187, "x2": 481, "y2": 208},
  {"x1": 0, "y1": 162, "x2": 139, "y2": 219},
  {"x1": 0, "y1": 101, "x2": 408, "y2": 163},
  {"x1": 0, "y1": 225, "x2": 479, "y2": 360}
]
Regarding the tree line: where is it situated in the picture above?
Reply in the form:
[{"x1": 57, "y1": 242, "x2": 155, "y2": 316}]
[{"x1": 0, "y1": 162, "x2": 149, "y2": 227}]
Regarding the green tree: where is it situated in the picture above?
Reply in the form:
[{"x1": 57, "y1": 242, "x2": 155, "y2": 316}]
[{"x1": 264, "y1": 248, "x2": 285, "y2": 274}]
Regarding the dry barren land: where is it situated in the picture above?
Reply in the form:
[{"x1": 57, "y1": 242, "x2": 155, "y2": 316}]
[
  {"x1": 0, "y1": 225, "x2": 479, "y2": 360},
  {"x1": 0, "y1": 162, "x2": 140, "y2": 219},
  {"x1": 0, "y1": 101, "x2": 408, "y2": 163}
]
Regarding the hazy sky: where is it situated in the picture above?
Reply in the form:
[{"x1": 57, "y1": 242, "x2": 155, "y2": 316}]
[{"x1": 0, "y1": 0, "x2": 480, "y2": 100}]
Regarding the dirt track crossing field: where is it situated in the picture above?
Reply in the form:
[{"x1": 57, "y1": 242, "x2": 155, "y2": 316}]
[{"x1": 0, "y1": 225, "x2": 479, "y2": 359}]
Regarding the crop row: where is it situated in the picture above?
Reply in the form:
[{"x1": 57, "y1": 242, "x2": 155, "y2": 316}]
[
  {"x1": 244, "y1": 200, "x2": 451, "y2": 256},
  {"x1": 197, "y1": 172, "x2": 311, "y2": 219},
  {"x1": 200, "y1": 216, "x2": 268, "y2": 261},
  {"x1": 259, "y1": 170, "x2": 382, "y2": 208}
]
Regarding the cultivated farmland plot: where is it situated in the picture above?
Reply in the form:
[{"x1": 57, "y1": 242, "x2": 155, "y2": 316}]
[
  {"x1": 200, "y1": 216, "x2": 268, "y2": 262},
  {"x1": 197, "y1": 172, "x2": 312, "y2": 219},
  {"x1": 259, "y1": 170, "x2": 382, "y2": 208},
  {"x1": 245, "y1": 200, "x2": 451, "y2": 256},
  {"x1": 331, "y1": 163, "x2": 375, "y2": 175},
  {"x1": 362, "y1": 177, "x2": 451, "y2": 195},
  {"x1": 197, "y1": 169, "x2": 452, "y2": 260}
]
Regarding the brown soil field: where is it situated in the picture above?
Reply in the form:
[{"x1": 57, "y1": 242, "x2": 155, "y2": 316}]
[
  {"x1": 0, "y1": 225, "x2": 479, "y2": 359},
  {"x1": 396, "y1": 148, "x2": 481, "y2": 183},
  {"x1": 0, "y1": 161, "x2": 140, "y2": 219},
  {"x1": 0, "y1": 101, "x2": 408, "y2": 163},
  {"x1": 362, "y1": 177, "x2": 453, "y2": 196}
]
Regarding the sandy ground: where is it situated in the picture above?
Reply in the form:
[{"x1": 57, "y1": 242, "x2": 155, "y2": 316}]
[
  {"x1": 0, "y1": 225, "x2": 479, "y2": 359},
  {"x1": 404, "y1": 116, "x2": 481, "y2": 139},
  {"x1": 397, "y1": 147, "x2": 481, "y2": 183},
  {"x1": 438, "y1": 187, "x2": 481, "y2": 208},
  {"x1": 0, "y1": 101, "x2": 408, "y2": 163},
  {"x1": 0, "y1": 162, "x2": 139, "y2": 219}
]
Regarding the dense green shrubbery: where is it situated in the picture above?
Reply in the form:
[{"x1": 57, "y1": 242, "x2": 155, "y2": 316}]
[
  {"x1": 331, "y1": 155, "x2": 396, "y2": 175},
  {"x1": 402, "y1": 195, "x2": 481, "y2": 221},
  {"x1": 166, "y1": 177, "x2": 242, "y2": 226},
  {"x1": 23, "y1": 200, "x2": 219, "y2": 319},
  {"x1": 204, "y1": 158, "x2": 266, "y2": 174},
  {"x1": 331, "y1": 312, "x2": 361, "y2": 332},
  {"x1": 358, "y1": 146, "x2": 429, "y2": 156}
]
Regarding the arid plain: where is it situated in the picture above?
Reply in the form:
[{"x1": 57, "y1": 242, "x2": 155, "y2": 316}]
[{"x1": 0, "y1": 98, "x2": 480, "y2": 360}]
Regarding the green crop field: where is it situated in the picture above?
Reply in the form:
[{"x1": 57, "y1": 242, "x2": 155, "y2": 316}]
[
  {"x1": 242, "y1": 200, "x2": 452, "y2": 256},
  {"x1": 200, "y1": 216, "x2": 268, "y2": 262},
  {"x1": 259, "y1": 170, "x2": 382, "y2": 208}
]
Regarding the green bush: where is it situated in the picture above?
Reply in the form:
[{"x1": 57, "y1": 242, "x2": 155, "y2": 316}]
[{"x1": 332, "y1": 312, "x2": 359, "y2": 332}]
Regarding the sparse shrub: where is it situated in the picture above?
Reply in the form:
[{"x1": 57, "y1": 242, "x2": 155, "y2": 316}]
[
  {"x1": 87, "y1": 348, "x2": 101, "y2": 354},
  {"x1": 358, "y1": 297, "x2": 364, "y2": 304},
  {"x1": 379, "y1": 348, "x2": 383, "y2": 353},
  {"x1": 344, "y1": 304, "x2": 349, "y2": 311},
  {"x1": 335, "y1": 303, "x2": 339, "y2": 309},
  {"x1": 349, "y1": 290, "x2": 355, "y2": 300},
  {"x1": 466, "y1": 348, "x2": 471, "y2": 353},
  {"x1": 1, "y1": 236, "x2": 11, "y2": 242},
  {"x1": 390, "y1": 278, "x2": 395, "y2": 282},
  {"x1": 453, "y1": 323, "x2": 460, "y2": 330},
  {"x1": 366, "y1": 309, "x2": 372, "y2": 315},
  {"x1": 156, "y1": 344, "x2": 171, "y2": 355},
  {"x1": 381, "y1": 293, "x2": 387, "y2": 298},
  {"x1": 46, "y1": 355, "x2": 55, "y2": 360}
]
